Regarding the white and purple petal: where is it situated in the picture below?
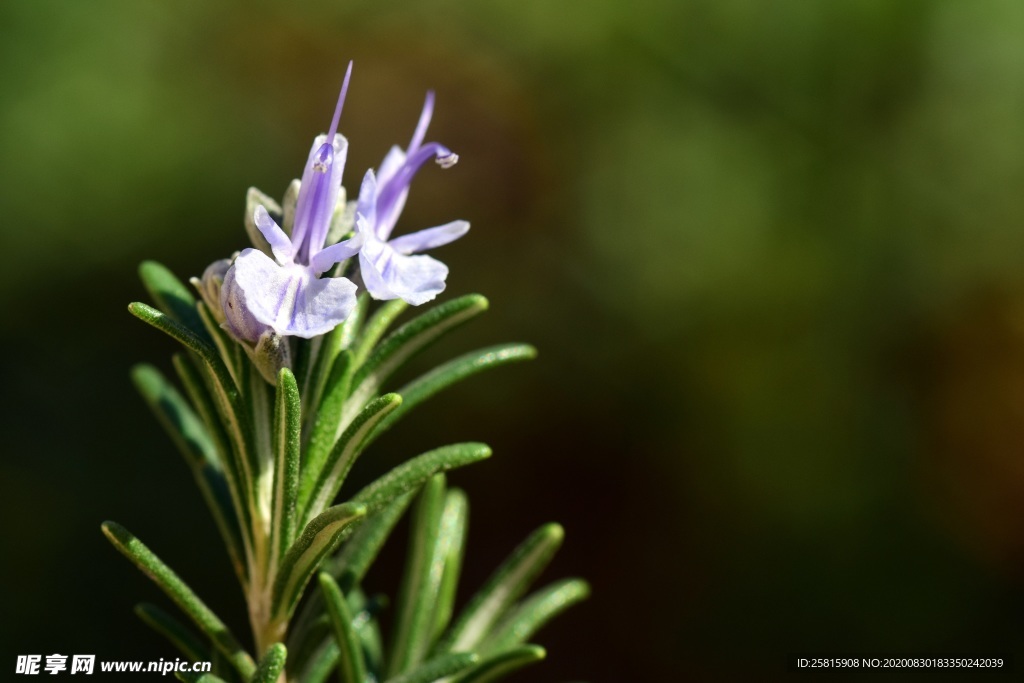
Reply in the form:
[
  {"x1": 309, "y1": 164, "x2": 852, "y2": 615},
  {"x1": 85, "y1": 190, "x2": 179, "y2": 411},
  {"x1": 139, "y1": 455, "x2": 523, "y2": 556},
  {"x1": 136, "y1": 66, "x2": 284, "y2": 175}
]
[
  {"x1": 231, "y1": 249, "x2": 357, "y2": 339},
  {"x1": 253, "y1": 205, "x2": 295, "y2": 264},
  {"x1": 388, "y1": 220, "x2": 469, "y2": 255},
  {"x1": 359, "y1": 234, "x2": 450, "y2": 306}
]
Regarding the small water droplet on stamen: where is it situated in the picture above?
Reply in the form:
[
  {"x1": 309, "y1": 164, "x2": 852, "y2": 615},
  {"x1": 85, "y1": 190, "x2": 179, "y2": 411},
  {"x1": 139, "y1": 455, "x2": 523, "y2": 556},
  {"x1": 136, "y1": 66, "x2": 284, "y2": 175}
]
[{"x1": 436, "y1": 152, "x2": 459, "y2": 169}]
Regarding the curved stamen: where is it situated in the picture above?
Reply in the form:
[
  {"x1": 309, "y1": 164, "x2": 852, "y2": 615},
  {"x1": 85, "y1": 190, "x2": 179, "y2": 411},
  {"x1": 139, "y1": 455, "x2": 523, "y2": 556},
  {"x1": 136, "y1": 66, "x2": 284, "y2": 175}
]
[
  {"x1": 373, "y1": 142, "x2": 455, "y2": 230},
  {"x1": 436, "y1": 152, "x2": 459, "y2": 169}
]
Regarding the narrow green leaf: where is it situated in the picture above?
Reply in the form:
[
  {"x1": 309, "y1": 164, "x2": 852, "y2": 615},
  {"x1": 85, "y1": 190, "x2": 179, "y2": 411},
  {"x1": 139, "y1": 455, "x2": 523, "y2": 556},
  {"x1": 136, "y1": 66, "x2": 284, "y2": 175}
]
[
  {"x1": 387, "y1": 475, "x2": 447, "y2": 677},
  {"x1": 352, "y1": 443, "x2": 492, "y2": 516},
  {"x1": 131, "y1": 363, "x2": 217, "y2": 469},
  {"x1": 175, "y1": 672, "x2": 229, "y2": 683},
  {"x1": 269, "y1": 368, "x2": 301, "y2": 569},
  {"x1": 433, "y1": 489, "x2": 469, "y2": 640},
  {"x1": 196, "y1": 301, "x2": 245, "y2": 388},
  {"x1": 318, "y1": 573, "x2": 368, "y2": 683},
  {"x1": 437, "y1": 524, "x2": 564, "y2": 653},
  {"x1": 342, "y1": 295, "x2": 489, "y2": 430},
  {"x1": 300, "y1": 640, "x2": 340, "y2": 683},
  {"x1": 129, "y1": 302, "x2": 223, "y2": 379},
  {"x1": 272, "y1": 503, "x2": 367, "y2": 621},
  {"x1": 133, "y1": 302, "x2": 259, "y2": 563},
  {"x1": 299, "y1": 393, "x2": 403, "y2": 526},
  {"x1": 385, "y1": 652, "x2": 479, "y2": 683},
  {"x1": 351, "y1": 298, "x2": 408, "y2": 366},
  {"x1": 292, "y1": 336, "x2": 318, "y2": 406},
  {"x1": 251, "y1": 643, "x2": 287, "y2": 683},
  {"x1": 330, "y1": 491, "x2": 415, "y2": 594},
  {"x1": 129, "y1": 303, "x2": 254, "y2": 503},
  {"x1": 289, "y1": 492, "x2": 414, "y2": 665},
  {"x1": 171, "y1": 354, "x2": 230, "y2": 470},
  {"x1": 132, "y1": 362, "x2": 245, "y2": 583},
  {"x1": 292, "y1": 591, "x2": 383, "y2": 683},
  {"x1": 195, "y1": 463, "x2": 247, "y2": 587},
  {"x1": 286, "y1": 614, "x2": 331, "y2": 679},
  {"x1": 188, "y1": 358, "x2": 257, "y2": 567},
  {"x1": 135, "y1": 603, "x2": 210, "y2": 662},
  {"x1": 100, "y1": 521, "x2": 256, "y2": 679},
  {"x1": 340, "y1": 293, "x2": 370, "y2": 351},
  {"x1": 304, "y1": 349, "x2": 354, "y2": 474},
  {"x1": 369, "y1": 344, "x2": 536, "y2": 447},
  {"x1": 302, "y1": 310, "x2": 354, "y2": 415},
  {"x1": 139, "y1": 261, "x2": 210, "y2": 343},
  {"x1": 247, "y1": 361, "x2": 274, "y2": 507},
  {"x1": 356, "y1": 599, "x2": 386, "y2": 676},
  {"x1": 452, "y1": 645, "x2": 546, "y2": 683},
  {"x1": 172, "y1": 356, "x2": 248, "y2": 575},
  {"x1": 482, "y1": 579, "x2": 590, "y2": 653}
]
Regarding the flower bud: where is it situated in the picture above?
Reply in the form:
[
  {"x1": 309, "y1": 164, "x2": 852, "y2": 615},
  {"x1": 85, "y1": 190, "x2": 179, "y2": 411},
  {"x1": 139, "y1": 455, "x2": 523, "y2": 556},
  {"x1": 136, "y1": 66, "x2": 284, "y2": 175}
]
[
  {"x1": 248, "y1": 329, "x2": 293, "y2": 386},
  {"x1": 220, "y1": 263, "x2": 270, "y2": 344},
  {"x1": 191, "y1": 258, "x2": 232, "y2": 324}
]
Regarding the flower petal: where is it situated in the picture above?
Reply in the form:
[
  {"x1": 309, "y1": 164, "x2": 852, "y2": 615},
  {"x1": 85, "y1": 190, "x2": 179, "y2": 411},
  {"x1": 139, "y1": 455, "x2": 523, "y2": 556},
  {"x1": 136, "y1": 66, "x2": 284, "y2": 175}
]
[
  {"x1": 285, "y1": 273, "x2": 358, "y2": 338},
  {"x1": 254, "y1": 205, "x2": 295, "y2": 264},
  {"x1": 232, "y1": 249, "x2": 357, "y2": 339},
  {"x1": 220, "y1": 261, "x2": 269, "y2": 343},
  {"x1": 360, "y1": 240, "x2": 450, "y2": 306},
  {"x1": 376, "y1": 146, "x2": 406, "y2": 189},
  {"x1": 309, "y1": 233, "x2": 363, "y2": 275},
  {"x1": 356, "y1": 169, "x2": 379, "y2": 228},
  {"x1": 291, "y1": 133, "x2": 349, "y2": 264},
  {"x1": 388, "y1": 220, "x2": 469, "y2": 255}
]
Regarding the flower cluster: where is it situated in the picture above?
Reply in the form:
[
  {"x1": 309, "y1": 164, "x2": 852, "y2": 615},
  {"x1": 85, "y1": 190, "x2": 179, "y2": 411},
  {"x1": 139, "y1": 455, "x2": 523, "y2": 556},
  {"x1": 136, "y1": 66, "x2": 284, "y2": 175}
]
[{"x1": 202, "y1": 63, "x2": 468, "y2": 379}]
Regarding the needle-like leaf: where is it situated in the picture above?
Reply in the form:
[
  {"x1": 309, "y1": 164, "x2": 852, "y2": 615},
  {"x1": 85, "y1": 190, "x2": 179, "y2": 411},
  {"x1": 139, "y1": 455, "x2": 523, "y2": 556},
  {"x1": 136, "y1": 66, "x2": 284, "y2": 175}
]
[
  {"x1": 318, "y1": 573, "x2": 367, "y2": 683},
  {"x1": 304, "y1": 350, "x2": 355, "y2": 475},
  {"x1": 351, "y1": 299, "x2": 408, "y2": 366},
  {"x1": 175, "y1": 672, "x2": 230, "y2": 683},
  {"x1": 272, "y1": 503, "x2": 367, "y2": 622},
  {"x1": 385, "y1": 653, "x2": 479, "y2": 683},
  {"x1": 299, "y1": 393, "x2": 403, "y2": 526},
  {"x1": 131, "y1": 363, "x2": 217, "y2": 470},
  {"x1": 351, "y1": 443, "x2": 492, "y2": 516},
  {"x1": 367, "y1": 344, "x2": 535, "y2": 448},
  {"x1": 387, "y1": 475, "x2": 447, "y2": 677},
  {"x1": 139, "y1": 260, "x2": 210, "y2": 344},
  {"x1": 196, "y1": 301, "x2": 245, "y2": 388},
  {"x1": 436, "y1": 524, "x2": 564, "y2": 653},
  {"x1": 432, "y1": 489, "x2": 469, "y2": 640},
  {"x1": 269, "y1": 368, "x2": 301, "y2": 569},
  {"x1": 342, "y1": 295, "x2": 489, "y2": 430},
  {"x1": 452, "y1": 645, "x2": 546, "y2": 683},
  {"x1": 330, "y1": 491, "x2": 415, "y2": 594},
  {"x1": 482, "y1": 579, "x2": 590, "y2": 654},
  {"x1": 130, "y1": 302, "x2": 258, "y2": 550},
  {"x1": 100, "y1": 522, "x2": 256, "y2": 679},
  {"x1": 250, "y1": 643, "x2": 287, "y2": 683},
  {"x1": 135, "y1": 603, "x2": 210, "y2": 662}
]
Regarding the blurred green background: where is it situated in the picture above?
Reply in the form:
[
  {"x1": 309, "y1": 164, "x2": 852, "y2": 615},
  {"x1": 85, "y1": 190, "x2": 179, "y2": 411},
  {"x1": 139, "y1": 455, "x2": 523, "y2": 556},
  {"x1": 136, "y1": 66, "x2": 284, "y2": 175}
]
[{"x1": 4, "y1": 0, "x2": 1024, "y2": 680}]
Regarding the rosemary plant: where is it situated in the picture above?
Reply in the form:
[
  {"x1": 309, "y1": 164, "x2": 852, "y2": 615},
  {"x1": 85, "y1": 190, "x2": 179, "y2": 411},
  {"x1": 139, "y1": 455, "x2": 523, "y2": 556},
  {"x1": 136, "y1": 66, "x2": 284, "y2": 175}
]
[{"x1": 103, "y1": 65, "x2": 587, "y2": 683}]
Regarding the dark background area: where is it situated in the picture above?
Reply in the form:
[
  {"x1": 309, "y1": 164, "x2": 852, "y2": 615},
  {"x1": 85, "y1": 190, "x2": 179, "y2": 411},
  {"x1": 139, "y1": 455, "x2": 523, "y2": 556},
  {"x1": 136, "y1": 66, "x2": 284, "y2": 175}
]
[{"x1": 4, "y1": 1, "x2": 1024, "y2": 680}]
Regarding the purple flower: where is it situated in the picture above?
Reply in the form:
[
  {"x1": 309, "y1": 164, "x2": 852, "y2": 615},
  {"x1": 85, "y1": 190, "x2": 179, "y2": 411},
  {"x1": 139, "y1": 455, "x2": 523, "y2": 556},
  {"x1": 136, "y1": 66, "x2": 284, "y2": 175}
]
[
  {"x1": 355, "y1": 92, "x2": 469, "y2": 306},
  {"x1": 224, "y1": 63, "x2": 361, "y2": 340}
]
